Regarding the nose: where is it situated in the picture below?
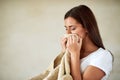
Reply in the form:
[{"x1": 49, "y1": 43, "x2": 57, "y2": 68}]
[{"x1": 66, "y1": 29, "x2": 71, "y2": 34}]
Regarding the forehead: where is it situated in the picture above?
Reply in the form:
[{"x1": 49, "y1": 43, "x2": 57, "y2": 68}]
[
  {"x1": 64, "y1": 17, "x2": 81, "y2": 28},
  {"x1": 64, "y1": 17, "x2": 78, "y2": 24}
]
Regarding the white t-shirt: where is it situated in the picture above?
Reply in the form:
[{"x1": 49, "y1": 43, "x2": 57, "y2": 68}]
[{"x1": 80, "y1": 48, "x2": 113, "y2": 80}]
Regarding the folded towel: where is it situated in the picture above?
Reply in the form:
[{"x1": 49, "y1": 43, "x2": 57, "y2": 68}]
[{"x1": 30, "y1": 50, "x2": 73, "y2": 80}]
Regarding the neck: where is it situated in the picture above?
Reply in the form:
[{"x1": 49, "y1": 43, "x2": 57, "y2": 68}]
[{"x1": 80, "y1": 36, "x2": 98, "y2": 59}]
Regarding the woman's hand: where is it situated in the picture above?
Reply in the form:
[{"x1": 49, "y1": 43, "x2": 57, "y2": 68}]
[
  {"x1": 66, "y1": 34, "x2": 82, "y2": 58},
  {"x1": 66, "y1": 34, "x2": 83, "y2": 80},
  {"x1": 60, "y1": 36, "x2": 67, "y2": 53}
]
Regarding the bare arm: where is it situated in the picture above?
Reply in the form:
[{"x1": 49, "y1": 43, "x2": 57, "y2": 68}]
[
  {"x1": 83, "y1": 65, "x2": 105, "y2": 80},
  {"x1": 70, "y1": 53, "x2": 82, "y2": 80},
  {"x1": 70, "y1": 55, "x2": 105, "y2": 80}
]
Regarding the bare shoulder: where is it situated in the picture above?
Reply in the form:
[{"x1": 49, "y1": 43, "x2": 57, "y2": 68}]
[{"x1": 83, "y1": 65, "x2": 105, "y2": 80}]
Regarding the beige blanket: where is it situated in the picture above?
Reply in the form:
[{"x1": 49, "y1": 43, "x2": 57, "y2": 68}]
[{"x1": 30, "y1": 50, "x2": 73, "y2": 80}]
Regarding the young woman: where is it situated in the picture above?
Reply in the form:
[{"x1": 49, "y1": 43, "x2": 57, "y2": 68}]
[{"x1": 61, "y1": 5, "x2": 113, "y2": 80}]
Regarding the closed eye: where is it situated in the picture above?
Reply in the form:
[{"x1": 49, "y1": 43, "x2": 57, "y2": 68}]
[
  {"x1": 64, "y1": 25, "x2": 76, "y2": 31},
  {"x1": 71, "y1": 26, "x2": 76, "y2": 30},
  {"x1": 71, "y1": 27, "x2": 76, "y2": 30}
]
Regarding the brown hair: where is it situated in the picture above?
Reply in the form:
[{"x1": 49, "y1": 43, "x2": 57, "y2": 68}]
[{"x1": 64, "y1": 5, "x2": 105, "y2": 49}]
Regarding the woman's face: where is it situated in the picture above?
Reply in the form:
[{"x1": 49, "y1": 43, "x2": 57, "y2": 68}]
[{"x1": 64, "y1": 17, "x2": 87, "y2": 39}]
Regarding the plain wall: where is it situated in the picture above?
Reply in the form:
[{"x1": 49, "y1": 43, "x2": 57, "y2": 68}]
[{"x1": 0, "y1": 0, "x2": 120, "y2": 80}]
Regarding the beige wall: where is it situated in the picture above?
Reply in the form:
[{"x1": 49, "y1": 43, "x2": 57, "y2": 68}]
[{"x1": 0, "y1": 0, "x2": 120, "y2": 80}]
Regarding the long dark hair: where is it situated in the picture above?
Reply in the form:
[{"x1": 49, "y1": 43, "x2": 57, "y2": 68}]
[{"x1": 64, "y1": 5, "x2": 105, "y2": 49}]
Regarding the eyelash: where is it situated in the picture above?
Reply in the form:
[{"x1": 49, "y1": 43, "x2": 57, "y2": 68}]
[
  {"x1": 65, "y1": 27, "x2": 76, "y2": 31},
  {"x1": 71, "y1": 27, "x2": 76, "y2": 30}
]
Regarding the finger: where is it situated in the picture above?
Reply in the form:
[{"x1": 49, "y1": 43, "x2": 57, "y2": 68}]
[
  {"x1": 72, "y1": 35, "x2": 77, "y2": 43},
  {"x1": 64, "y1": 38, "x2": 67, "y2": 45},
  {"x1": 75, "y1": 34, "x2": 79, "y2": 42},
  {"x1": 75, "y1": 35, "x2": 78, "y2": 43},
  {"x1": 66, "y1": 36, "x2": 70, "y2": 47},
  {"x1": 72, "y1": 35, "x2": 75, "y2": 43},
  {"x1": 61, "y1": 36, "x2": 66, "y2": 41},
  {"x1": 61, "y1": 37, "x2": 67, "y2": 47},
  {"x1": 71, "y1": 34, "x2": 77, "y2": 43}
]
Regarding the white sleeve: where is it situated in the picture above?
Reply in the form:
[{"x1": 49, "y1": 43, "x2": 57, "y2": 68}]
[{"x1": 89, "y1": 50, "x2": 113, "y2": 79}]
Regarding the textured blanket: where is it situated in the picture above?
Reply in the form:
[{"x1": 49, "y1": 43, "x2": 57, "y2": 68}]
[{"x1": 30, "y1": 50, "x2": 73, "y2": 80}]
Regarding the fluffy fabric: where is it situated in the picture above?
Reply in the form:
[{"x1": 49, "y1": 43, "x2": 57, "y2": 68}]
[{"x1": 30, "y1": 50, "x2": 73, "y2": 80}]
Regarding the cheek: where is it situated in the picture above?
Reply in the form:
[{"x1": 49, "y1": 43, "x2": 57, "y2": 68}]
[{"x1": 76, "y1": 30, "x2": 86, "y2": 39}]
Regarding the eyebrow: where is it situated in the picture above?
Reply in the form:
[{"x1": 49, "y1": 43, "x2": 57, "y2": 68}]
[{"x1": 64, "y1": 25, "x2": 75, "y2": 28}]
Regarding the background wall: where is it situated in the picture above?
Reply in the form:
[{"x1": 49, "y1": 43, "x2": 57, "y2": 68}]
[{"x1": 0, "y1": 0, "x2": 120, "y2": 80}]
